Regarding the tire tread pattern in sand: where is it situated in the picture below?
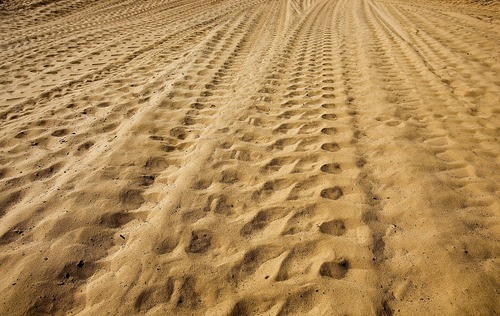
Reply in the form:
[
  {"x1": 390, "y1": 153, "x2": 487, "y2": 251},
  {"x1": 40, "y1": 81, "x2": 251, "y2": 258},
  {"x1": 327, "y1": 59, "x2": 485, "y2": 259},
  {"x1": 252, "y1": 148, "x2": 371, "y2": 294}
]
[{"x1": 0, "y1": 0, "x2": 499, "y2": 315}]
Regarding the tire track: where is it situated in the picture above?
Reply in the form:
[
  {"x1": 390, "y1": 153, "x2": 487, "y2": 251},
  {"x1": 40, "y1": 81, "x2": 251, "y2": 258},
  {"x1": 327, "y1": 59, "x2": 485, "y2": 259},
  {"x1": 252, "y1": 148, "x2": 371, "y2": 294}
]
[
  {"x1": 0, "y1": 0, "x2": 498, "y2": 315},
  {"x1": 333, "y1": 0, "x2": 398, "y2": 313},
  {"x1": 0, "y1": 0, "x2": 265, "y2": 115},
  {"x1": 0, "y1": 4, "x2": 271, "y2": 314},
  {"x1": 352, "y1": 0, "x2": 499, "y2": 313},
  {"x1": 0, "y1": 3, "x2": 279, "y2": 315}
]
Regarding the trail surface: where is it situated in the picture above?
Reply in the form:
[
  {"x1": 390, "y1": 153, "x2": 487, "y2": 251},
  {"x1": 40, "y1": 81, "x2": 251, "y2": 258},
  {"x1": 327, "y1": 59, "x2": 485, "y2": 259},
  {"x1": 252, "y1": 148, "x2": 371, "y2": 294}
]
[{"x1": 0, "y1": 0, "x2": 499, "y2": 314}]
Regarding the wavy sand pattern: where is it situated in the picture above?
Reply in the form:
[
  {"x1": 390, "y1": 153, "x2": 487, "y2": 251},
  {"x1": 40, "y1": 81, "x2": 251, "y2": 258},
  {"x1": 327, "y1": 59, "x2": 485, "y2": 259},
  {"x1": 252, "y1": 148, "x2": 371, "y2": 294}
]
[{"x1": 0, "y1": 0, "x2": 499, "y2": 314}]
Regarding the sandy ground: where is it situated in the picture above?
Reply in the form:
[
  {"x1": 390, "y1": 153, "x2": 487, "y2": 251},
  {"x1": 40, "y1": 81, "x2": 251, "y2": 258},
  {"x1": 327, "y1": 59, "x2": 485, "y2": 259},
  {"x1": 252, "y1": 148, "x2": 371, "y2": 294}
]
[{"x1": 0, "y1": 0, "x2": 499, "y2": 315}]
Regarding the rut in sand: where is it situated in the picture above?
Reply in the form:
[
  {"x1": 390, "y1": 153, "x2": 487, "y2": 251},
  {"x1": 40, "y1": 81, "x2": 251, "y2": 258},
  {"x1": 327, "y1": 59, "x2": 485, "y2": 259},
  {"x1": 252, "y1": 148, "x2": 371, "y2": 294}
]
[{"x1": 0, "y1": 0, "x2": 499, "y2": 314}]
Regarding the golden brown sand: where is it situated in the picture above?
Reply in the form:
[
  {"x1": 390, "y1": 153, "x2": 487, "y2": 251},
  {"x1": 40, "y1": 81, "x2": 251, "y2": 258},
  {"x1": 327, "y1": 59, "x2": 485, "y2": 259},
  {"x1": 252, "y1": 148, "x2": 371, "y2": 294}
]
[{"x1": 0, "y1": 0, "x2": 499, "y2": 314}]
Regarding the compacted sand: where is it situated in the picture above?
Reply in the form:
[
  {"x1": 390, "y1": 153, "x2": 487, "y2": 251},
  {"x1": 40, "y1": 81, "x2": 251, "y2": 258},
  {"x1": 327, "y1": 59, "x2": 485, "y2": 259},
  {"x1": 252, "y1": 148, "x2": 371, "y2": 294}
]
[{"x1": 0, "y1": 0, "x2": 499, "y2": 315}]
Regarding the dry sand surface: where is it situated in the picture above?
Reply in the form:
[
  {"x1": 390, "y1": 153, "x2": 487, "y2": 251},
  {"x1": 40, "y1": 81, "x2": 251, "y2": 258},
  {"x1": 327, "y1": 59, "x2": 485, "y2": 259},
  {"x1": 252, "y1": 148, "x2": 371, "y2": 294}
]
[{"x1": 0, "y1": 0, "x2": 499, "y2": 314}]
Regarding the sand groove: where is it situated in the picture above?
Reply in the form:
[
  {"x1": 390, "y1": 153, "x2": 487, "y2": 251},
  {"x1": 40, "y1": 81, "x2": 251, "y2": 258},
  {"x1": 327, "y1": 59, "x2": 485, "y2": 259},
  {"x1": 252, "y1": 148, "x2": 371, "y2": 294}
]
[{"x1": 0, "y1": 0, "x2": 499, "y2": 315}]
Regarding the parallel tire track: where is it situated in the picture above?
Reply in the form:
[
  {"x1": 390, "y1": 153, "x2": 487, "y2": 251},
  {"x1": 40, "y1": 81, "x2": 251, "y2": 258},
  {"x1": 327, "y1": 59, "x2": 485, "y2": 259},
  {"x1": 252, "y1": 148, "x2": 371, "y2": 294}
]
[{"x1": 0, "y1": 0, "x2": 498, "y2": 315}]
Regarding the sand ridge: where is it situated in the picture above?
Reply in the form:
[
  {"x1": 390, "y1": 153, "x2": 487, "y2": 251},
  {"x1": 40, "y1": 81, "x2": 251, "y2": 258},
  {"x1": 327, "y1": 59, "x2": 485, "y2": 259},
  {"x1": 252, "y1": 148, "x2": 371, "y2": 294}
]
[{"x1": 0, "y1": 0, "x2": 499, "y2": 315}]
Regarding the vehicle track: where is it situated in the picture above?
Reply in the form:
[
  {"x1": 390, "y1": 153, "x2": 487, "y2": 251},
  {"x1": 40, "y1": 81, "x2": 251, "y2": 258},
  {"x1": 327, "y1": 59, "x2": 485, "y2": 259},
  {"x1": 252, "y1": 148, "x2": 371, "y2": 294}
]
[{"x1": 0, "y1": 0, "x2": 498, "y2": 315}]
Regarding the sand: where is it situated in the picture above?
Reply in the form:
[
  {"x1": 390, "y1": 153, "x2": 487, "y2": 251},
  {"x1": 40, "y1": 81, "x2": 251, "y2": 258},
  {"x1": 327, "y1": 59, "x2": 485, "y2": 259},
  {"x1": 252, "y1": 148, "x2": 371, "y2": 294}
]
[{"x1": 0, "y1": 0, "x2": 499, "y2": 314}]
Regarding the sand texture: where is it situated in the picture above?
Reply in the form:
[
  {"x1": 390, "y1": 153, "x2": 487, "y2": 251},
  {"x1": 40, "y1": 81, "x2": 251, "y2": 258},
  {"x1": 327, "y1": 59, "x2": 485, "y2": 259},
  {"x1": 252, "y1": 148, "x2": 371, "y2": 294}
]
[{"x1": 0, "y1": 0, "x2": 499, "y2": 314}]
